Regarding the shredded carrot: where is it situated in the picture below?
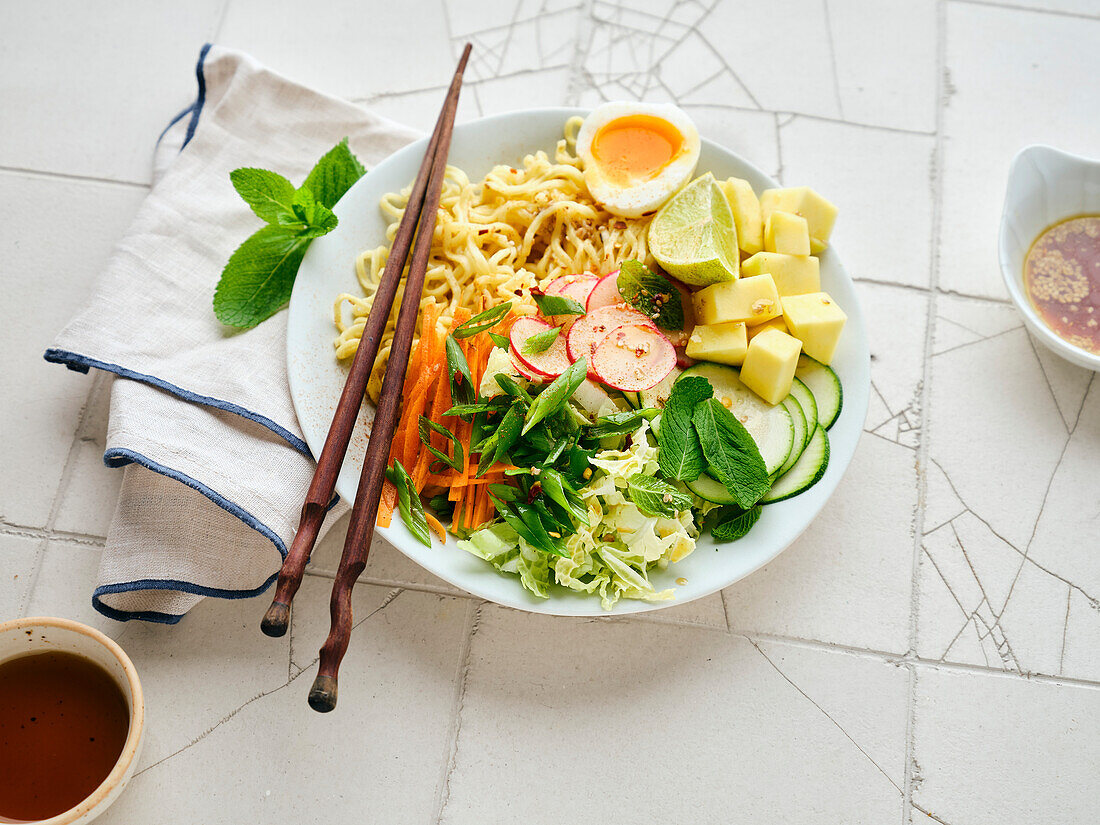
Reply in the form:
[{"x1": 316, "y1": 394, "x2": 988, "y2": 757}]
[
  {"x1": 376, "y1": 479, "x2": 397, "y2": 528},
  {"x1": 426, "y1": 513, "x2": 447, "y2": 544}
]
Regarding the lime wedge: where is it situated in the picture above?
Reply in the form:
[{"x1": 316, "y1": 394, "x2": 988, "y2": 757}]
[{"x1": 648, "y1": 173, "x2": 740, "y2": 286}]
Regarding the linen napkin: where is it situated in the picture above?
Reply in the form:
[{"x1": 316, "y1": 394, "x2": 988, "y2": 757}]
[{"x1": 45, "y1": 45, "x2": 419, "y2": 622}]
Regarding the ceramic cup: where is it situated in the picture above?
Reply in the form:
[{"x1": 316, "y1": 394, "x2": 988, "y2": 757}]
[
  {"x1": 999, "y1": 144, "x2": 1100, "y2": 372},
  {"x1": 0, "y1": 617, "x2": 145, "y2": 824}
]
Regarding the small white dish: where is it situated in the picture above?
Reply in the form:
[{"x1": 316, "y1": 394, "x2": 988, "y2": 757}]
[
  {"x1": 999, "y1": 144, "x2": 1100, "y2": 371},
  {"x1": 0, "y1": 617, "x2": 145, "y2": 825},
  {"x1": 287, "y1": 107, "x2": 870, "y2": 617}
]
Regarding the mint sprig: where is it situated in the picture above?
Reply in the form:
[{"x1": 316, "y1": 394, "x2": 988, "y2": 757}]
[{"x1": 213, "y1": 138, "x2": 365, "y2": 329}]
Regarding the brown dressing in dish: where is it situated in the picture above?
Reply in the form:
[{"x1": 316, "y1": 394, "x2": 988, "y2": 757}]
[
  {"x1": 0, "y1": 652, "x2": 129, "y2": 823},
  {"x1": 1023, "y1": 215, "x2": 1100, "y2": 354}
]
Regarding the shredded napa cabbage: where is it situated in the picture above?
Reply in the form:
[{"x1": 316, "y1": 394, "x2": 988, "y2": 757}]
[{"x1": 458, "y1": 418, "x2": 699, "y2": 609}]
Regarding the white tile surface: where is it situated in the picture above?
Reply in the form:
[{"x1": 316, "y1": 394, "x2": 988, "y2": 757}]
[
  {"x1": 0, "y1": 172, "x2": 146, "y2": 529},
  {"x1": 937, "y1": 1, "x2": 1100, "y2": 299},
  {"x1": 2, "y1": 2, "x2": 1098, "y2": 821},
  {"x1": 912, "y1": 664, "x2": 1100, "y2": 825},
  {"x1": 0, "y1": 532, "x2": 43, "y2": 617},
  {"x1": 99, "y1": 580, "x2": 469, "y2": 824},
  {"x1": 219, "y1": 0, "x2": 459, "y2": 101},
  {"x1": 440, "y1": 605, "x2": 907, "y2": 824},
  {"x1": 779, "y1": 117, "x2": 936, "y2": 289},
  {"x1": 0, "y1": 1, "x2": 224, "y2": 184}
]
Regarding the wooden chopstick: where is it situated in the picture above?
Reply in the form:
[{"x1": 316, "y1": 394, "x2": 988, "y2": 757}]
[
  {"x1": 306, "y1": 45, "x2": 471, "y2": 713},
  {"x1": 260, "y1": 45, "x2": 471, "y2": 640}
]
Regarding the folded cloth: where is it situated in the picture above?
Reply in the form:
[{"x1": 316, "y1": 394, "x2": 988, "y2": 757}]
[{"x1": 45, "y1": 45, "x2": 419, "y2": 623}]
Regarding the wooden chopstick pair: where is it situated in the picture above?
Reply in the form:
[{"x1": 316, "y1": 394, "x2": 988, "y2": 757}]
[{"x1": 261, "y1": 44, "x2": 472, "y2": 713}]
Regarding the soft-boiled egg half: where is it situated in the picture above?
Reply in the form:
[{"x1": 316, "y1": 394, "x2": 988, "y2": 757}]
[{"x1": 576, "y1": 102, "x2": 700, "y2": 219}]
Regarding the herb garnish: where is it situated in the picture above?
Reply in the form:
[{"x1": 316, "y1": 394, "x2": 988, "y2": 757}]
[
  {"x1": 712, "y1": 505, "x2": 762, "y2": 541},
  {"x1": 522, "y1": 359, "x2": 587, "y2": 434},
  {"x1": 521, "y1": 325, "x2": 562, "y2": 355},
  {"x1": 453, "y1": 302, "x2": 512, "y2": 339},
  {"x1": 531, "y1": 291, "x2": 586, "y2": 317},
  {"x1": 214, "y1": 139, "x2": 365, "y2": 328},
  {"x1": 656, "y1": 376, "x2": 712, "y2": 481},
  {"x1": 692, "y1": 399, "x2": 770, "y2": 508},
  {"x1": 387, "y1": 460, "x2": 431, "y2": 547},
  {"x1": 617, "y1": 260, "x2": 683, "y2": 331},
  {"x1": 626, "y1": 474, "x2": 693, "y2": 518}
]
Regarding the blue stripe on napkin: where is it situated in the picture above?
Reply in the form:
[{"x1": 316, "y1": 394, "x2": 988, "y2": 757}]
[{"x1": 93, "y1": 447, "x2": 286, "y2": 623}]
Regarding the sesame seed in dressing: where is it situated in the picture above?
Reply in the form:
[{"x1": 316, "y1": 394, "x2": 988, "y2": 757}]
[{"x1": 1024, "y1": 215, "x2": 1100, "y2": 354}]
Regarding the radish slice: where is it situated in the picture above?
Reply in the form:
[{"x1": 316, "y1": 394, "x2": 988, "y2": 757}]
[
  {"x1": 559, "y1": 273, "x2": 599, "y2": 307},
  {"x1": 566, "y1": 304, "x2": 656, "y2": 376},
  {"x1": 592, "y1": 324, "x2": 676, "y2": 392},
  {"x1": 545, "y1": 273, "x2": 596, "y2": 297},
  {"x1": 509, "y1": 350, "x2": 546, "y2": 383},
  {"x1": 509, "y1": 316, "x2": 571, "y2": 378},
  {"x1": 586, "y1": 270, "x2": 622, "y2": 312}
]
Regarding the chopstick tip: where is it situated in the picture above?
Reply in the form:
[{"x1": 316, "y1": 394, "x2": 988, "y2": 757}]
[
  {"x1": 308, "y1": 674, "x2": 339, "y2": 713},
  {"x1": 260, "y1": 601, "x2": 291, "y2": 637}
]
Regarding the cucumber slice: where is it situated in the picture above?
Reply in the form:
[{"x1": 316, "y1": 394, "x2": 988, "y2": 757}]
[
  {"x1": 685, "y1": 472, "x2": 738, "y2": 505},
  {"x1": 639, "y1": 365, "x2": 682, "y2": 409},
  {"x1": 677, "y1": 362, "x2": 794, "y2": 476},
  {"x1": 787, "y1": 377, "x2": 817, "y2": 446},
  {"x1": 778, "y1": 395, "x2": 808, "y2": 476},
  {"x1": 763, "y1": 425, "x2": 830, "y2": 504},
  {"x1": 795, "y1": 355, "x2": 843, "y2": 429},
  {"x1": 622, "y1": 390, "x2": 642, "y2": 409}
]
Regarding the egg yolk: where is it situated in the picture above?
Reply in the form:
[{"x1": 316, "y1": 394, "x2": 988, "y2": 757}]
[{"x1": 591, "y1": 115, "x2": 684, "y2": 185}]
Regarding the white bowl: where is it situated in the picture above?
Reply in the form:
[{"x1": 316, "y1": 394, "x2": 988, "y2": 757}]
[
  {"x1": 0, "y1": 617, "x2": 145, "y2": 825},
  {"x1": 287, "y1": 107, "x2": 870, "y2": 617},
  {"x1": 999, "y1": 145, "x2": 1100, "y2": 371}
]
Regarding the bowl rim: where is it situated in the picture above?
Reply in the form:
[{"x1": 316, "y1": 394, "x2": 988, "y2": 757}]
[
  {"x1": 287, "y1": 105, "x2": 870, "y2": 617},
  {"x1": 998, "y1": 143, "x2": 1100, "y2": 371},
  {"x1": 0, "y1": 616, "x2": 145, "y2": 825}
]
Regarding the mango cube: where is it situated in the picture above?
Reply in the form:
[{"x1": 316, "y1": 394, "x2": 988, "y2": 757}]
[
  {"x1": 740, "y1": 252, "x2": 820, "y2": 297},
  {"x1": 685, "y1": 321, "x2": 748, "y2": 365},
  {"x1": 719, "y1": 177, "x2": 763, "y2": 256},
  {"x1": 781, "y1": 292, "x2": 847, "y2": 364},
  {"x1": 760, "y1": 187, "x2": 838, "y2": 247},
  {"x1": 746, "y1": 314, "x2": 789, "y2": 342},
  {"x1": 764, "y1": 211, "x2": 811, "y2": 255},
  {"x1": 693, "y1": 274, "x2": 781, "y2": 327},
  {"x1": 740, "y1": 329, "x2": 802, "y2": 405},
  {"x1": 810, "y1": 237, "x2": 827, "y2": 255}
]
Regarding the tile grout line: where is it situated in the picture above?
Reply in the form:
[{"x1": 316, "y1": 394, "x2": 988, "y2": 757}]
[
  {"x1": 903, "y1": 1, "x2": 949, "y2": 819},
  {"x1": 0, "y1": 164, "x2": 150, "y2": 191},
  {"x1": 18, "y1": 372, "x2": 108, "y2": 615},
  {"x1": 431, "y1": 599, "x2": 481, "y2": 825},
  {"x1": 948, "y1": 0, "x2": 1100, "y2": 22}
]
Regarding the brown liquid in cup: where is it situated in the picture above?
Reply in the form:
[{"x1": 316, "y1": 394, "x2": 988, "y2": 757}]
[{"x1": 0, "y1": 651, "x2": 129, "y2": 823}]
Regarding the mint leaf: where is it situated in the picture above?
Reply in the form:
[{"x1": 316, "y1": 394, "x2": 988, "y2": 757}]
[
  {"x1": 521, "y1": 325, "x2": 561, "y2": 355},
  {"x1": 618, "y1": 259, "x2": 683, "y2": 330},
  {"x1": 712, "y1": 505, "x2": 762, "y2": 542},
  {"x1": 213, "y1": 225, "x2": 310, "y2": 328},
  {"x1": 531, "y1": 291, "x2": 586, "y2": 317},
  {"x1": 302, "y1": 138, "x2": 367, "y2": 209},
  {"x1": 489, "y1": 332, "x2": 510, "y2": 349},
  {"x1": 230, "y1": 168, "x2": 298, "y2": 225},
  {"x1": 290, "y1": 187, "x2": 338, "y2": 237},
  {"x1": 693, "y1": 398, "x2": 770, "y2": 508},
  {"x1": 657, "y1": 376, "x2": 712, "y2": 481},
  {"x1": 626, "y1": 473, "x2": 692, "y2": 517}
]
